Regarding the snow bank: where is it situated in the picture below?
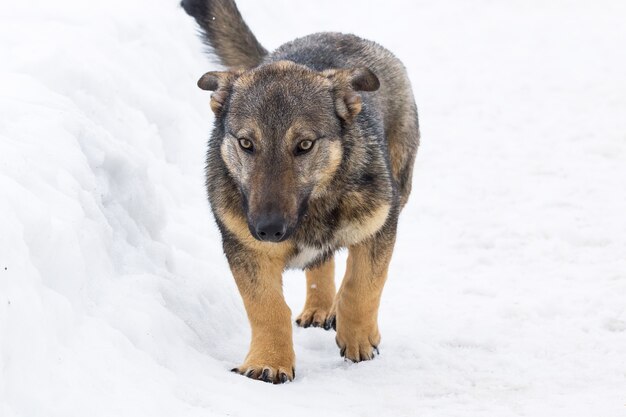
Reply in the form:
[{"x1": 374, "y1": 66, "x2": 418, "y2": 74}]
[{"x1": 1, "y1": 0, "x2": 625, "y2": 416}]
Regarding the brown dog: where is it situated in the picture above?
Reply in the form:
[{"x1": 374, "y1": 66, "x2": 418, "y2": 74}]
[{"x1": 182, "y1": 0, "x2": 419, "y2": 384}]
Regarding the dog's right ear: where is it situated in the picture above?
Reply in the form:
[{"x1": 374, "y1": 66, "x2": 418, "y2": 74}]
[{"x1": 197, "y1": 71, "x2": 241, "y2": 115}]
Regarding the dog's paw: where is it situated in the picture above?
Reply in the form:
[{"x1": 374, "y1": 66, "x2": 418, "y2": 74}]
[
  {"x1": 295, "y1": 307, "x2": 331, "y2": 329},
  {"x1": 231, "y1": 362, "x2": 295, "y2": 384},
  {"x1": 335, "y1": 322, "x2": 381, "y2": 362}
]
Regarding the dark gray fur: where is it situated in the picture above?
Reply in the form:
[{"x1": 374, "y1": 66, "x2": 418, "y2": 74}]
[{"x1": 182, "y1": 0, "x2": 419, "y2": 270}]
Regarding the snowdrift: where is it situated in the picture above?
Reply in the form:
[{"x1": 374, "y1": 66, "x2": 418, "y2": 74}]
[{"x1": 1, "y1": 0, "x2": 625, "y2": 416}]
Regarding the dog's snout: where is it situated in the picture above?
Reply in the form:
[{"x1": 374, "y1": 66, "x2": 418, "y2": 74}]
[{"x1": 254, "y1": 214, "x2": 287, "y2": 242}]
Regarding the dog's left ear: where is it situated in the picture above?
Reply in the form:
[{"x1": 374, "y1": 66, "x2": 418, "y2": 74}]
[
  {"x1": 197, "y1": 70, "x2": 242, "y2": 116},
  {"x1": 322, "y1": 67, "x2": 380, "y2": 123}
]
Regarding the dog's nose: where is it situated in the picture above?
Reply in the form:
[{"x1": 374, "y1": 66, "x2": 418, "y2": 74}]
[{"x1": 254, "y1": 215, "x2": 287, "y2": 242}]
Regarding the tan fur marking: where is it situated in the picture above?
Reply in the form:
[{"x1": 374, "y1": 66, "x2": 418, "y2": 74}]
[
  {"x1": 296, "y1": 256, "x2": 336, "y2": 327},
  {"x1": 335, "y1": 203, "x2": 391, "y2": 247},
  {"x1": 284, "y1": 120, "x2": 317, "y2": 144},
  {"x1": 220, "y1": 139, "x2": 242, "y2": 181},
  {"x1": 230, "y1": 254, "x2": 295, "y2": 382},
  {"x1": 233, "y1": 71, "x2": 256, "y2": 90},
  {"x1": 334, "y1": 236, "x2": 394, "y2": 362},
  {"x1": 274, "y1": 60, "x2": 297, "y2": 70},
  {"x1": 219, "y1": 208, "x2": 294, "y2": 259},
  {"x1": 310, "y1": 140, "x2": 342, "y2": 198}
]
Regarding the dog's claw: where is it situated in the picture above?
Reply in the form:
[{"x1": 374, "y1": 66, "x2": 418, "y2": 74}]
[
  {"x1": 324, "y1": 315, "x2": 336, "y2": 331},
  {"x1": 232, "y1": 364, "x2": 294, "y2": 384},
  {"x1": 260, "y1": 368, "x2": 272, "y2": 383},
  {"x1": 279, "y1": 372, "x2": 289, "y2": 383}
]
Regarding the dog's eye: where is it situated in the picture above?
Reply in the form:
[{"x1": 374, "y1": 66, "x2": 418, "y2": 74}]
[
  {"x1": 238, "y1": 138, "x2": 253, "y2": 152},
  {"x1": 296, "y1": 140, "x2": 314, "y2": 155}
]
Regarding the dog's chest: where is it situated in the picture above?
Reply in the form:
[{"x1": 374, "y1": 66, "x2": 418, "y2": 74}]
[
  {"x1": 286, "y1": 203, "x2": 391, "y2": 269},
  {"x1": 285, "y1": 245, "x2": 325, "y2": 269}
]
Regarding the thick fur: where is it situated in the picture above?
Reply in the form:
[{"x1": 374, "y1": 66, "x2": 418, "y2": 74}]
[
  {"x1": 182, "y1": 0, "x2": 419, "y2": 384},
  {"x1": 181, "y1": 0, "x2": 267, "y2": 68}
]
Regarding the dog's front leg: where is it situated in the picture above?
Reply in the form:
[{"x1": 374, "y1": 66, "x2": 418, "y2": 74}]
[
  {"x1": 335, "y1": 222, "x2": 397, "y2": 362},
  {"x1": 229, "y1": 252, "x2": 295, "y2": 383}
]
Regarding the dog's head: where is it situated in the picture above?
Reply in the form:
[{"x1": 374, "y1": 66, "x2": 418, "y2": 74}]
[{"x1": 198, "y1": 61, "x2": 379, "y2": 242}]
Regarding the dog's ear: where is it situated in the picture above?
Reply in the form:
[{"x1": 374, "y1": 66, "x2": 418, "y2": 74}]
[
  {"x1": 197, "y1": 71, "x2": 241, "y2": 115},
  {"x1": 322, "y1": 67, "x2": 380, "y2": 123}
]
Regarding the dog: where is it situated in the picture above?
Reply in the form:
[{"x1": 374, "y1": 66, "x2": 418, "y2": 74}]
[{"x1": 182, "y1": 0, "x2": 419, "y2": 384}]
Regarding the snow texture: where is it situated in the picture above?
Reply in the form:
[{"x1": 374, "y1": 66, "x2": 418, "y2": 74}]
[{"x1": 1, "y1": 0, "x2": 626, "y2": 416}]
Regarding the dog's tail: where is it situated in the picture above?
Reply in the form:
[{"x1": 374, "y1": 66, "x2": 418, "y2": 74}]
[{"x1": 181, "y1": 0, "x2": 267, "y2": 68}]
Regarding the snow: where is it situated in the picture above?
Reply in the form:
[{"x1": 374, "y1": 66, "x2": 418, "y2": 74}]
[{"x1": 1, "y1": 0, "x2": 626, "y2": 416}]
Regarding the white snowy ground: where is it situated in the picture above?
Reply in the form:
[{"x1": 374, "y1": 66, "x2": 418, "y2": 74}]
[{"x1": 1, "y1": 0, "x2": 625, "y2": 415}]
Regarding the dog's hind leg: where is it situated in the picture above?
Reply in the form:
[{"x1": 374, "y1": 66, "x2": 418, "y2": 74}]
[
  {"x1": 387, "y1": 110, "x2": 420, "y2": 209},
  {"x1": 296, "y1": 256, "x2": 336, "y2": 328},
  {"x1": 324, "y1": 253, "x2": 351, "y2": 331}
]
